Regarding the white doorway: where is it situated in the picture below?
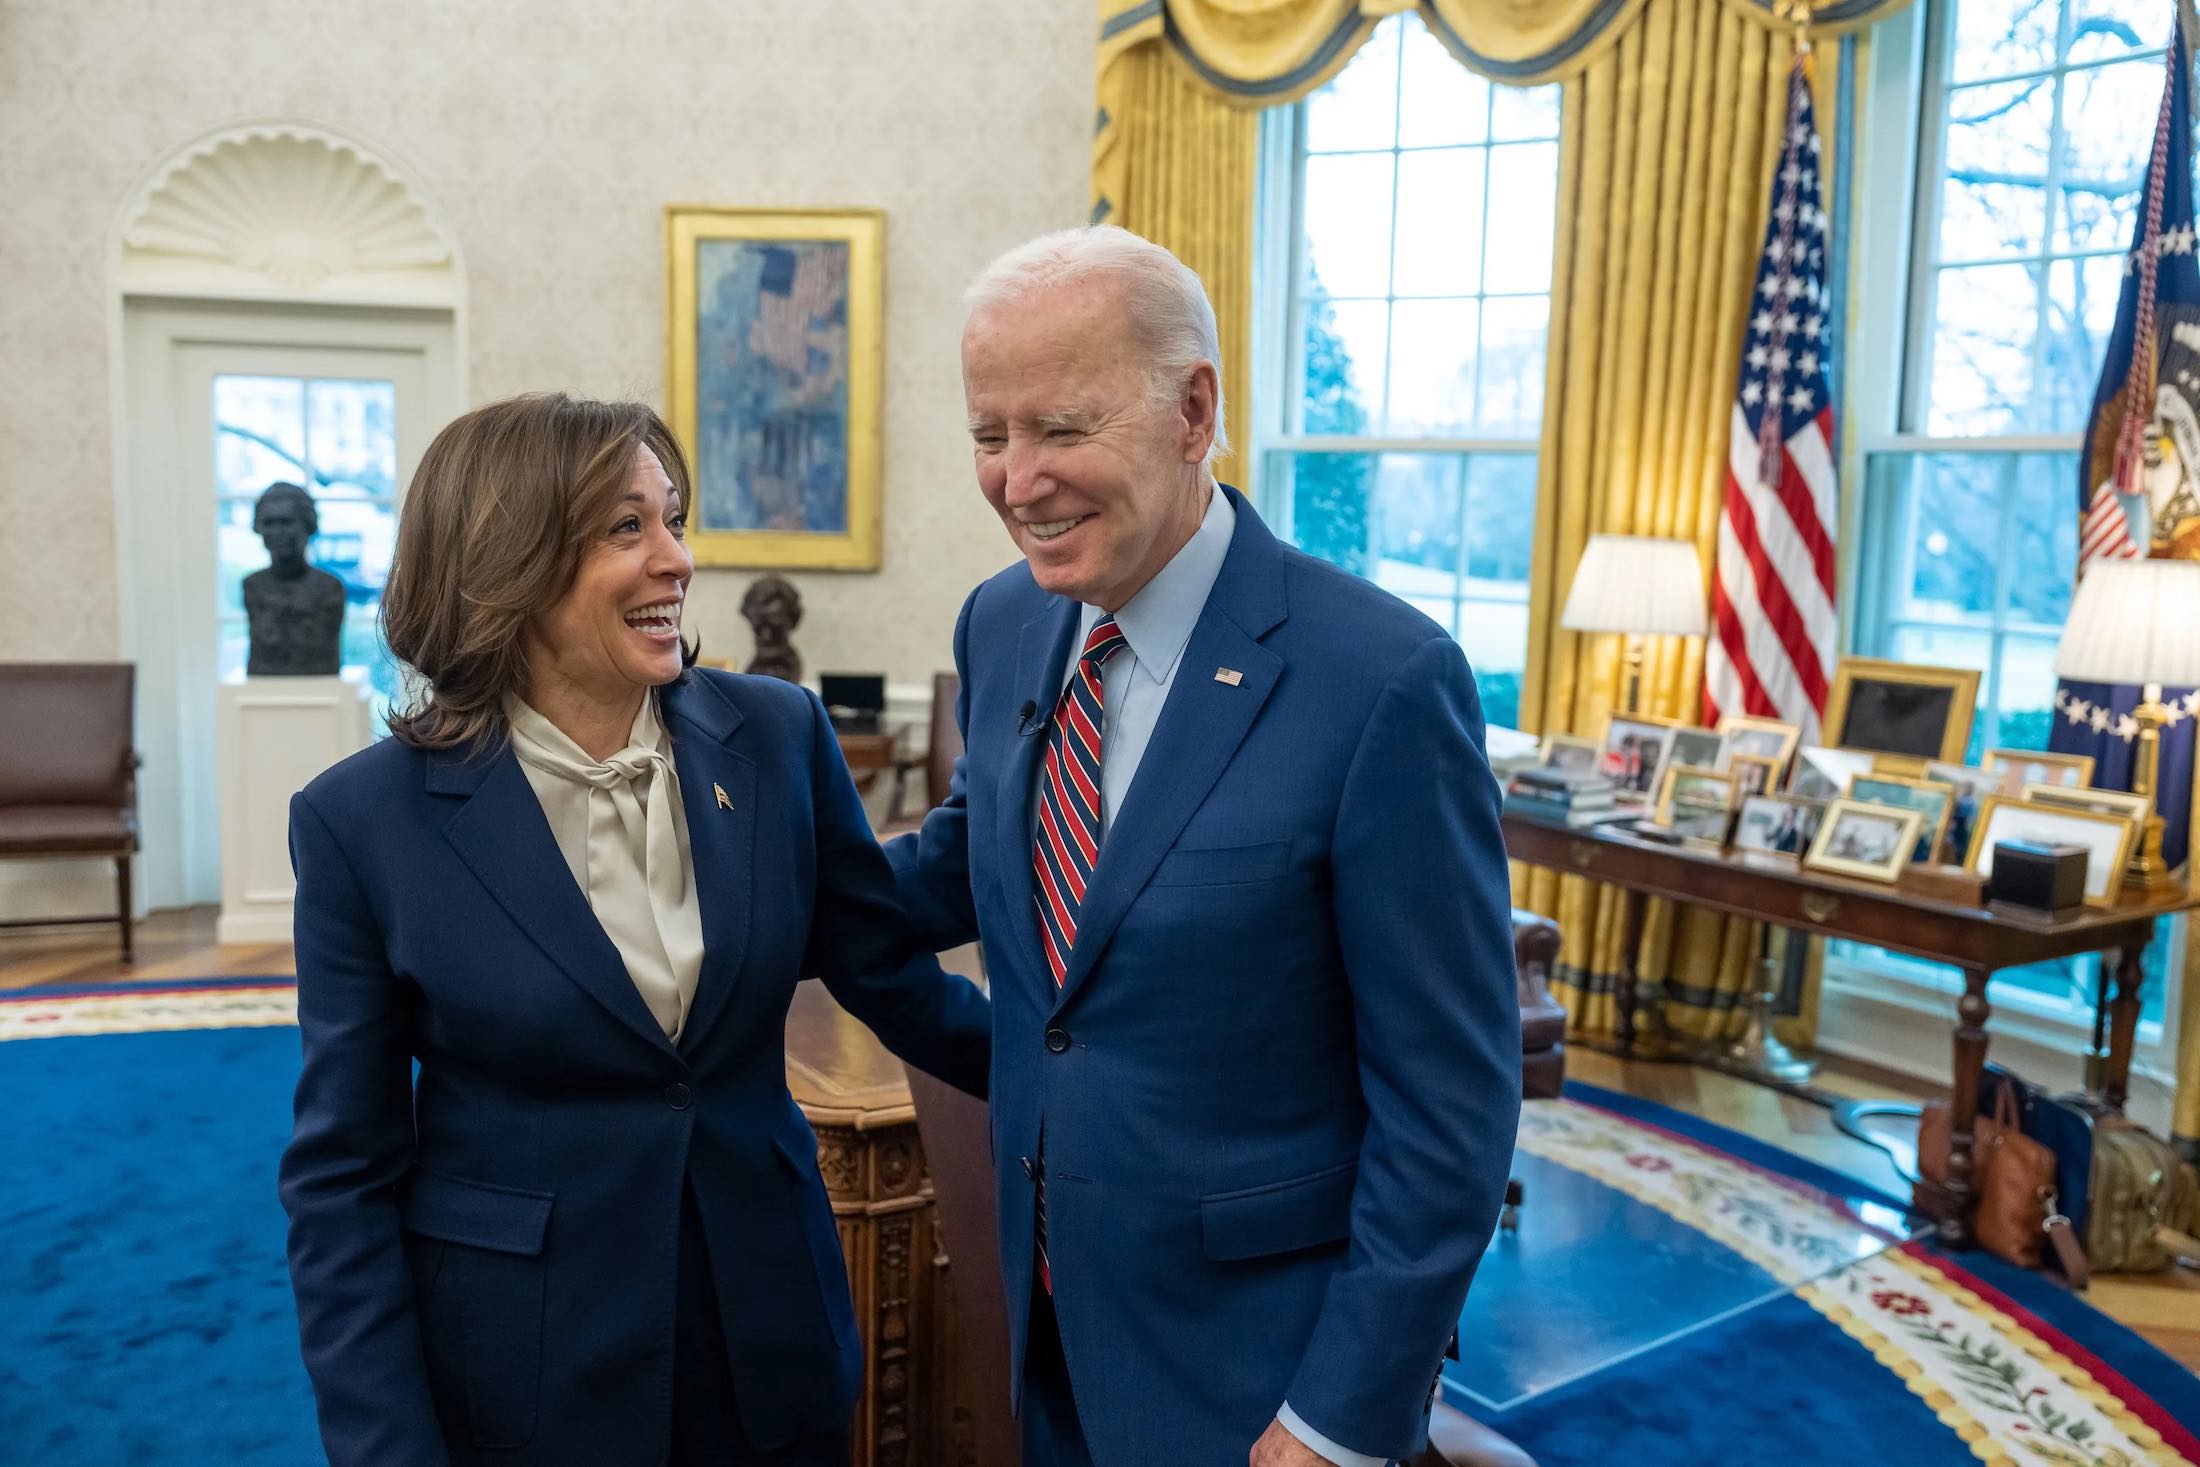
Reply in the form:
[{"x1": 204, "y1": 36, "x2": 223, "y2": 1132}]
[{"x1": 120, "y1": 301, "x2": 457, "y2": 911}]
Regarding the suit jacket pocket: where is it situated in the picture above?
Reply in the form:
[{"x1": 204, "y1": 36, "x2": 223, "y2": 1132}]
[
  {"x1": 1199, "y1": 1158, "x2": 1357, "y2": 1262},
  {"x1": 400, "y1": 1168, "x2": 552, "y2": 1450},
  {"x1": 1148, "y1": 838, "x2": 1291, "y2": 889}
]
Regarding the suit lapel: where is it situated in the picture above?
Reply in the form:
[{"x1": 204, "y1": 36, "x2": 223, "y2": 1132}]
[
  {"x1": 660, "y1": 674, "x2": 755, "y2": 1054},
  {"x1": 435, "y1": 745, "x2": 676, "y2": 1057},
  {"x1": 1055, "y1": 489, "x2": 1289, "y2": 1007},
  {"x1": 996, "y1": 598, "x2": 1081, "y2": 987}
]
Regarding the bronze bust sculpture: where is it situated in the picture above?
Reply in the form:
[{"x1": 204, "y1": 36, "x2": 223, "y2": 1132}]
[
  {"x1": 741, "y1": 574, "x2": 803, "y2": 683},
  {"x1": 243, "y1": 481, "x2": 347, "y2": 676}
]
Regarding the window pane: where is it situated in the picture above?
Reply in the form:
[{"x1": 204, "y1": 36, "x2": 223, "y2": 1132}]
[
  {"x1": 1303, "y1": 152, "x2": 1397, "y2": 298},
  {"x1": 305, "y1": 379, "x2": 397, "y2": 496},
  {"x1": 1925, "y1": 262, "x2": 2041, "y2": 435},
  {"x1": 1939, "y1": 78, "x2": 2052, "y2": 259},
  {"x1": 1482, "y1": 143, "x2": 1558, "y2": 293},
  {"x1": 1272, "y1": 449, "x2": 1374, "y2": 576},
  {"x1": 1488, "y1": 81, "x2": 1559, "y2": 143},
  {"x1": 1392, "y1": 149, "x2": 1486, "y2": 297},
  {"x1": 1951, "y1": 0, "x2": 2060, "y2": 83},
  {"x1": 1995, "y1": 634, "x2": 2062, "y2": 749},
  {"x1": 1303, "y1": 297, "x2": 1388, "y2": 431},
  {"x1": 1397, "y1": 21, "x2": 1488, "y2": 148},
  {"x1": 1306, "y1": 17, "x2": 1400, "y2": 152},
  {"x1": 2006, "y1": 452, "x2": 2080, "y2": 626},
  {"x1": 1385, "y1": 298, "x2": 1478, "y2": 434},
  {"x1": 1463, "y1": 452, "x2": 1535, "y2": 582},
  {"x1": 2056, "y1": 60, "x2": 2154, "y2": 251},
  {"x1": 2065, "y1": 1, "x2": 2169, "y2": 65},
  {"x1": 1897, "y1": 455, "x2": 2003, "y2": 620},
  {"x1": 214, "y1": 375, "x2": 306, "y2": 497},
  {"x1": 2040, "y1": 255, "x2": 2124, "y2": 433},
  {"x1": 1478, "y1": 296, "x2": 1549, "y2": 435}
]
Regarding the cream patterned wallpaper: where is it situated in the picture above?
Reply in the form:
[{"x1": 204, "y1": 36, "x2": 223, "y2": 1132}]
[{"x1": 0, "y1": 0, "x2": 1092, "y2": 685}]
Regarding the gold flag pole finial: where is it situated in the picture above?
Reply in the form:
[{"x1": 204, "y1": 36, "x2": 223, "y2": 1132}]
[{"x1": 1780, "y1": 0, "x2": 1814, "y2": 53}]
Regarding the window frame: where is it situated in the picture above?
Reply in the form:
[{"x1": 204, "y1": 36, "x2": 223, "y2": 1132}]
[{"x1": 1832, "y1": 0, "x2": 2185, "y2": 1107}]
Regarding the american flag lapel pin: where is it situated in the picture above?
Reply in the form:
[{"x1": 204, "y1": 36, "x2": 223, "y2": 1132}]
[
  {"x1": 1214, "y1": 667, "x2": 1243, "y2": 687},
  {"x1": 714, "y1": 783, "x2": 733, "y2": 811}
]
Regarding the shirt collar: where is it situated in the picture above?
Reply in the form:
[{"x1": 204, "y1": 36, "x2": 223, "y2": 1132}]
[{"x1": 1081, "y1": 486, "x2": 1235, "y2": 686}]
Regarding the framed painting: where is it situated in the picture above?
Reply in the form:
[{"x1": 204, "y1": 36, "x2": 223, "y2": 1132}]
[
  {"x1": 1822, "y1": 657, "x2": 1981, "y2": 765},
  {"x1": 666, "y1": 206, "x2": 884, "y2": 569}
]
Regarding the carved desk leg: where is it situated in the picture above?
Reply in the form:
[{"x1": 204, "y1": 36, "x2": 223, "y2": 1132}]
[
  {"x1": 2105, "y1": 939, "x2": 2150, "y2": 1114},
  {"x1": 1614, "y1": 888, "x2": 1655, "y2": 1056},
  {"x1": 1942, "y1": 964, "x2": 1992, "y2": 1249}
]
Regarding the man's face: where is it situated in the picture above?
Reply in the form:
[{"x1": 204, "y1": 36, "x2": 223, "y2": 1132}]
[
  {"x1": 257, "y1": 502, "x2": 310, "y2": 564},
  {"x1": 961, "y1": 277, "x2": 1217, "y2": 611}
]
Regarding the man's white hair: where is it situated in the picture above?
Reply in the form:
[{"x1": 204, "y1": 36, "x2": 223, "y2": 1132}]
[{"x1": 963, "y1": 224, "x2": 1229, "y2": 462}]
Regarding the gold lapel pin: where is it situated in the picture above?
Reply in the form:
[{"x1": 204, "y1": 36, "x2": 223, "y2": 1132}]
[
  {"x1": 1214, "y1": 667, "x2": 1243, "y2": 687},
  {"x1": 714, "y1": 783, "x2": 733, "y2": 811}
]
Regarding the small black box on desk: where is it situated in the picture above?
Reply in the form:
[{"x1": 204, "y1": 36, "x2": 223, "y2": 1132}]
[{"x1": 1988, "y1": 839, "x2": 2088, "y2": 915}]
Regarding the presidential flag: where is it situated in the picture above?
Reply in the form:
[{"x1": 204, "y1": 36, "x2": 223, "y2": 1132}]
[
  {"x1": 2053, "y1": 18, "x2": 2200, "y2": 869},
  {"x1": 1704, "y1": 55, "x2": 1839, "y2": 742}
]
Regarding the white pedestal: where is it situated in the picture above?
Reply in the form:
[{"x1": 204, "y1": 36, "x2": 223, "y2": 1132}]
[{"x1": 217, "y1": 677, "x2": 374, "y2": 946}]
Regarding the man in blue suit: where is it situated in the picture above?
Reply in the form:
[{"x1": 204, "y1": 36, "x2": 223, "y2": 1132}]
[{"x1": 889, "y1": 227, "x2": 1521, "y2": 1465}]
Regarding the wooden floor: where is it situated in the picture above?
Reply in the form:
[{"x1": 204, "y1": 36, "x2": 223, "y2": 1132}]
[{"x1": 6, "y1": 906, "x2": 2196, "y2": 1375}]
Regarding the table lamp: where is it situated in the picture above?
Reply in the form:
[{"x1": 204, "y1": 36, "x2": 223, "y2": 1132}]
[
  {"x1": 1559, "y1": 534, "x2": 1709, "y2": 715},
  {"x1": 2052, "y1": 556, "x2": 2200, "y2": 891}
]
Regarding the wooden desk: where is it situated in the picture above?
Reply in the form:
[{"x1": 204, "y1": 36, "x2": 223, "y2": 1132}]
[
  {"x1": 1502, "y1": 806, "x2": 2193, "y2": 1246},
  {"x1": 787, "y1": 946, "x2": 989, "y2": 1467}
]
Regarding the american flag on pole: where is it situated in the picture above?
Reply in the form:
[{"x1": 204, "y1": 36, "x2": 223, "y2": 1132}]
[{"x1": 1703, "y1": 56, "x2": 1839, "y2": 742}]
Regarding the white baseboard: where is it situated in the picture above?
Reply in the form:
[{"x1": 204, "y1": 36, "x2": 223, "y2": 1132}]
[
  {"x1": 1816, "y1": 964, "x2": 2175, "y2": 1136},
  {"x1": 215, "y1": 910, "x2": 295, "y2": 945}
]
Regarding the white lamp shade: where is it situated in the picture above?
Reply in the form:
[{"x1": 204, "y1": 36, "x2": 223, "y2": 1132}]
[
  {"x1": 1558, "y1": 534, "x2": 1709, "y2": 638},
  {"x1": 2054, "y1": 556, "x2": 2200, "y2": 687}
]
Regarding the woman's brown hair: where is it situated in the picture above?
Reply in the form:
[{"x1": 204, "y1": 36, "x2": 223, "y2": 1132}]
[{"x1": 381, "y1": 392, "x2": 697, "y2": 751}]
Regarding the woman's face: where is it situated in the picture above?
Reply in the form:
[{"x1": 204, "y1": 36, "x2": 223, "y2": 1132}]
[{"x1": 527, "y1": 446, "x2": 693, "y2": 703}]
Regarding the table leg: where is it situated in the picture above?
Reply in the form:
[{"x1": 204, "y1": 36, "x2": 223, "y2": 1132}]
[
  {"x1": 2105, "y1": 939, "x2": 2149, "y2": 1114},
  {"x1": 1613, "y1": 888, "x2": 1653, "y2": 1056},
  {"x1": 1942, "y1": 964, "x2": 1992, "y2": 1249}
]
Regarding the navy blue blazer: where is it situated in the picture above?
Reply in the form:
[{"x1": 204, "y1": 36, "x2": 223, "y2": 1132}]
[
  {"x1": 278, "y1": 668, "x2": 990, "y2": 1467},
  {"x1": 889, "y1": 489, "x2": 1521, "y2": 1464}
]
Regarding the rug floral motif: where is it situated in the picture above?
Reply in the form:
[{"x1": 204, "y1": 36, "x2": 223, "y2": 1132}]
[
  {"x1": 0, "y1": 981, "x2": 297, "y2": 1040},
  {"x1": 1522, "y1": 1097, "x2": 2196, "y2": 1467}
]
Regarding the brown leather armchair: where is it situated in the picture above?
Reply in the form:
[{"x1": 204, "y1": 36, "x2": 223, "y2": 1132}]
[
  {"x1": 906, "y1": 911, "x2": 1561, "y2": 1466},
  {"x1": 0, "y1": 663, "x2": 141, "y2": 961}
]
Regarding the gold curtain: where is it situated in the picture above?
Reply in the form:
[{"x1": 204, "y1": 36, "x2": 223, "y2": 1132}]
[{"x1": 1512, "y1": 1, "x2": 1827, "y2": 1047}]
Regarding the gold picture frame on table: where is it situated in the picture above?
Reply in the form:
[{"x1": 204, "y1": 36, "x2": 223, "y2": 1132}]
[
  {"x1": 1964, "y1": 795, "x2": 2135, "y2": 907},
  {"x1": 1981, "y1": 747, "x2": 2096, "y2": 791},
  {"x1": 1714, "y1": 714, "x2": 1800, "y2": 773},
  {"x1": 1655, "y1": 765, "x2": 1737, "y2": 849},
  {"x1": 1804, "y1": 798, "x2": 1923, "y2": 883},
  {"x1": 666, "y1": 206, "x2": 885, "y2": 569},
  {"x1": 1823, "y1": 657, "x2": 1981, "y2": 768}
]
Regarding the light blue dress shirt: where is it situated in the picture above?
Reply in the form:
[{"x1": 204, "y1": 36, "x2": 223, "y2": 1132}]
[{"x1": 1032, "y1": 484, "x2": 1388, "y2": 1467}]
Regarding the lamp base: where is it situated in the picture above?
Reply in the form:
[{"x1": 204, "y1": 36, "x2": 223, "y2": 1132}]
[{"x1": 2123, "y1": 811, "x2": 2182, "y2": 894}]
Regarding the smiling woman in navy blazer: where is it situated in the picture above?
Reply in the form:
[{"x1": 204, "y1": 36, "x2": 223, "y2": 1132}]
[{"x1": 277, "y1": 393, "x2": 991, "y2": 1467}]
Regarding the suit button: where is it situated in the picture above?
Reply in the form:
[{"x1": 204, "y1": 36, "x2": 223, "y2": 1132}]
[
  {"x1": 664, "y1": 1082, "x2": 693, "y2": 1110},
  {"x1": 1044, "y1": 1027, "x2": 1070, "y2": 1054}
]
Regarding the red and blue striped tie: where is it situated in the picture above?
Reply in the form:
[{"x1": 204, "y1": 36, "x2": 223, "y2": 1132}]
[
  {"x1": 1032, "y1": 614, "x2": 1129, "y2": 986},
  {"x1": 1029, "y1": 614, "x2": 1127, "y2": 1294}
]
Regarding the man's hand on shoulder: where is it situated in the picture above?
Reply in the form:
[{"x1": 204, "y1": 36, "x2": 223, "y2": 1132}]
[{"x1": 1251, "y1": 1417, "x2": 1331, "y2": 1467}]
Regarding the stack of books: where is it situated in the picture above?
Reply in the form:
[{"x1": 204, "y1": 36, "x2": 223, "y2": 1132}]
[{"x1": 1504, "y1": 766, "x2": 1627, "y2": 826}]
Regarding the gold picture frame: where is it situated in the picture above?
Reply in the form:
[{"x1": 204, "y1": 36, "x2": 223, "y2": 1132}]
[
  {"x1": 665, "y1": 205, "x2": 885, "y2": 570},
  {"x1": 1823, "y1": 657, "x2": 1981, "y2": 765},
  {"x1": 1804, "y1": 797, "x2": 1924, "y2": 883},
  {"x1": 1981, "y1": 747, "x2": 2096, "y2": 790},
  {"x1": 1713, "y1": 714, "x2": 1800, "y2": 773},
  {"x1": 1539, "y1": 732, "x2": 1602, "y2": 776},
  {"x1": 1655, "y1": 764, "x2": 1737, "y2": 848},
  {"x1": 1847, "y1": 771, "x2": 1955, "y2": 865},
  {"x1": 1963, "y1": 795, "x2": 2136, "y2": 907},
  {"x1": 2023, "y1": 782, "x2": 2148, "y2": 824},
  {"x1": 1726, "y1": 751, "x2": 1784, "y2": 800}
]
